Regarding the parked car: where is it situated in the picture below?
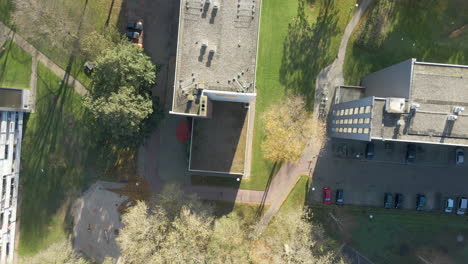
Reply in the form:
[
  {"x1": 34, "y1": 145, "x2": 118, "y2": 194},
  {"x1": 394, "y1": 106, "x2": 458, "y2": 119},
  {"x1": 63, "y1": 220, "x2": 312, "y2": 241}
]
[
  {"x1": 457, "y1": 197, "x2": 467, "y2": 215},
  {"x1": 456, "y1": 148, "x2": 464, "y2": 165},
  {"x1": 322, "y1": 187, "x2": 332, "y2": 205},
  {"x1": 126, "y1": 20, "x2": 144, "y2": 48},
  {"x1": 127, "y1": 21, "x2": 143, "y2": 32},
  {"x1": 384, "y1": 193, "x2": 393, "y2": 209},
  {"x1": 335, "y1": 189, "x2": 344, "y2": 206},
  {"x1": 394, "y1": 193, "x2": 403, "y2": 209},
  {"x1": 416, "y1": 194, "x2": 426, "y2": 211},
  {"x1": 444, "y1": 198, "x2": 454, "y2": 213},
  {"x1": 406, "y1": 144, "x2": 416, "y2": 163},
  {"x1": 365, "y1": 143, "x2": 374, "y2": 160}
]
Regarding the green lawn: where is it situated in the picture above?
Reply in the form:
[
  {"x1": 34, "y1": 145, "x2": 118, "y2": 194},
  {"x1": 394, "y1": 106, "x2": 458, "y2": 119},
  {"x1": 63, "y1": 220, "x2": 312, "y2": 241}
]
[
  {"x1": 18, "y1": 63, "x2": 110, "y2": 255},
  {"x1": 277, "y1": 175, "x2": 309, "y2": 214},
  {"x1": 242, "y1": 0, "x2": 356, "y2": 190},
  {"x1": 315, "y1": 206, "x2": 468, "y2": 264},
  {"x1": 0, "y1": 40, "x2": 31, "y2": 88},
  {"x1": 344, "y1": 0, "x2": 468, "y2": 85},
  {"x1": 0, "y1": 0, "x2": 13, "y2": 26}
]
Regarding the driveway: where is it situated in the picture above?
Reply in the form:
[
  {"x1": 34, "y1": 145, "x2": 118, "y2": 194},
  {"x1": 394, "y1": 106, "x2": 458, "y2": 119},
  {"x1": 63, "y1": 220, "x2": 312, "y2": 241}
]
[
  {"x1": 130, "y1": 0, "x2": 193, "y2": 187},
  {"x1": 311, "y1": 138, "x2": 468, "y2": 211}
]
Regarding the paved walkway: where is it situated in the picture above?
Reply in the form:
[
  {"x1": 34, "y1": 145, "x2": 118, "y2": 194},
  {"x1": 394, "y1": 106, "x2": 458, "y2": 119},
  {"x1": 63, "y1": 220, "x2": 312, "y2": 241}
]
[
  {"x1": 0, "y1": 21, "x2": 88, "y2": 96},
  {"x1": 256, "y1": 0, "x2": 374, "y2": 233}
]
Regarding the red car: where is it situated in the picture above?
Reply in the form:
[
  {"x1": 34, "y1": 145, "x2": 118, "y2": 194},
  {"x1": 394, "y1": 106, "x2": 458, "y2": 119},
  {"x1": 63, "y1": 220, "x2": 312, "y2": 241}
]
[{"x1": 323, "y1": 187, "x2": 332, "y2": 204}]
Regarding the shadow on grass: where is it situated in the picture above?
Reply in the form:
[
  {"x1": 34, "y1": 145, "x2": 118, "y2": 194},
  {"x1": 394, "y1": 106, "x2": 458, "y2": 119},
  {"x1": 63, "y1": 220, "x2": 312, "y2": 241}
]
[
  {"x1": 344, "y1": 0, "x2": 468, "y2": 85},
  {"x1": 254, "y1": 161, "x2": 281, "y2": 219},
  {"x1": 279, "y1": 0, "x2": 339, "y2": 109}
]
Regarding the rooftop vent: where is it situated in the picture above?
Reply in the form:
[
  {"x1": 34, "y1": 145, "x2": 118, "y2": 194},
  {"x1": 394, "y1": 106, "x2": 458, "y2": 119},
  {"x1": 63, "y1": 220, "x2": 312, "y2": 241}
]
[
  {"x1": 454, "y1": 106, "x2": 465, "y2": 114},
  {"x1": 410, "y1": 103, "x2": 420, "y2": 110},
  {"x1": 447, "y1": 115, "x2": 458, "y2": 121},
  {"x1": 385, "y1": 98, "x2": 406, "y2": 113}
]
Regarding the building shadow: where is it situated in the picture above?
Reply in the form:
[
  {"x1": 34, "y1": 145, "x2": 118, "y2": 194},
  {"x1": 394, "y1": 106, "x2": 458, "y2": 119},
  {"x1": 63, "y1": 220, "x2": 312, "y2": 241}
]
[{"x1": 279, "y1": 0, "x2": 339, "y2": 110}]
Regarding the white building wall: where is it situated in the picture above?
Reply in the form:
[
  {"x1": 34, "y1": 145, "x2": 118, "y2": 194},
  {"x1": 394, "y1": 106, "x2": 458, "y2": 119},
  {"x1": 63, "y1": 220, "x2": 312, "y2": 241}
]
[
  {"x1": 0, "y1": 111, "x2": 23, "y2": 264},
  {"x1": 203, "y1": 90, "x2": 256, "y2": 103}
]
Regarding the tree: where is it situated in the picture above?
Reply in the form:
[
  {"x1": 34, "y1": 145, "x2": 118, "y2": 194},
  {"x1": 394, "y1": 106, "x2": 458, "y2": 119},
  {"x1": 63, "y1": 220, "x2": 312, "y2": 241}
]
[
  {"x1": 207, "y1": 213, "x2": 251, "y2": 264},
  {"x1": 117, "y1": 185, "x2": 214, "y2": 264},
  {"x1": 79, "y1": 28, "x2": 123, "y2": 59},
  {"x1": 83, "y1": 86, "x2": 153, "y2": 141},
  {"x1": 91, "y1": 43, "x2": 156, "y2": 96},
  {"x1": 261, "y1": 96, "x2": 326, "y2": 162},
  {"x1": 84, "y1": 42, "x2": 158, "y2": 146},
  {"x1": 20, "y1": 238, "x2": 89, "y2": 264},
  {"x1": 251, "y1": 210, "x2": 345, "y2": 264}
]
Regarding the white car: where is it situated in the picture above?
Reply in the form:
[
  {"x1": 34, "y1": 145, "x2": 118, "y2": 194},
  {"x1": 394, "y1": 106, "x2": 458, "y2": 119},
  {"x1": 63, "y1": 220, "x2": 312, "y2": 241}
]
[
  {"x1": 457, "y1": 197, "x2": 467, "y2": 215},
  {"x1": 444, "y1": 198, "x2": 454, "y2": 213},
  {"x1": 456, "y1": 148, "x2": 464, "y2": 165}
]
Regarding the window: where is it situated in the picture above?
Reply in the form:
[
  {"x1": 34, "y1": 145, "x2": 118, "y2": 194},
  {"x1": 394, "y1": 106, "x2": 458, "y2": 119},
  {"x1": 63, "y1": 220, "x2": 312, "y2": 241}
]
[
  {"x1": 354, "y1": 107, "x2": 359, "y2": 114},
  {"x1": 353, "y1": 119, "x2": 358, "y2": 124},
  {"x1": 340, "y1": 110, "x2": 344, "y2": 116},
  {"x1": 349, "y1": 108, "x2": 354, "y2": 115},
  {"x1": 344, "y1": 109, "x2": 349, "y2": 115},
  {"x1": 364, "y1": 118, "x2": 370, "y2": 124},
  {"x1": 332, "y1": 110, "x2": 337, "y2": 116},
  {"x1": 363, "y1": 128, "x2": 369, "y2": 134},
  {"x1": 359, "y1": 118, "x2": 364, "y2": 124},
  {"x1": 352, "y1": 128, "x2": 357, "y2": 133},
  {"x1": 338, "y1": 128, "x2": 343, "y2": 133},
  {"x1": 344, "y1": 119, "x2": 348, "y2": 124},
  {"x1": 365, "y1": 106, "x2": 371, "y2": 113},
  {"x1": 358, "y1": 128, "x2": 363, "y2": 134},
  {"x1": 359, "y1": 107, "x2": 365, "y2": 114},
  {"x1": 332, "y1": 128, "x2": 337, "y2": 132}
]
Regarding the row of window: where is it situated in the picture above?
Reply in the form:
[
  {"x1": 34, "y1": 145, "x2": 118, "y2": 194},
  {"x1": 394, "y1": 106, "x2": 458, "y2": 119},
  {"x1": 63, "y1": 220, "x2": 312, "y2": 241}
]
[
  {"x1": 331, "y1": 127, "x2": 370, "y2": 134},
  {"x1": 333, "y1": 105, "x2": 372, "y2": 116},
  {"x1": 332, "y1": 118, "x2": 370, "y2": 125}
]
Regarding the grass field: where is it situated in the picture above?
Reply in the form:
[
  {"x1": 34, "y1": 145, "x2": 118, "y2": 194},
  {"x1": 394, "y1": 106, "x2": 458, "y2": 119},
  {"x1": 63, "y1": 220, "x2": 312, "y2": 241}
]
[
  {"x1": 11, "y1": 0, "x2": 125, "y2": 88},
  {"x1": 0, "y1": 40, "x2": 31, "y2": 88},
  {"x1": 314, "y1": 205, "x2": 468, "y2": 264},
  {"x1": 242, "y1": 0, "x2": 356, "y2": 190},
  {"x1": 18, "y1": 63, "x2": 107, "y2": 255},
  {"x1": 0, "y1": 0, "x2": 13, "y2": 26},
  {"x1": 344, "y1": 0, "x2": 468, "y2": 85}
]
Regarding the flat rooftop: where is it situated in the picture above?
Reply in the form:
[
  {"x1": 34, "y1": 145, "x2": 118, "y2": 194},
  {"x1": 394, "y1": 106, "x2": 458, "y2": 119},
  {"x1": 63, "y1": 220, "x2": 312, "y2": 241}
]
[
  {"x1": 371, "y1": 63, "x2": 468, "y2": 145},
  {"x1": 172, "y1": 0, "x2": 261, "y2": 114},
  {"x1": 189, "y1": 101, "x2": 248, "y2": 174}
]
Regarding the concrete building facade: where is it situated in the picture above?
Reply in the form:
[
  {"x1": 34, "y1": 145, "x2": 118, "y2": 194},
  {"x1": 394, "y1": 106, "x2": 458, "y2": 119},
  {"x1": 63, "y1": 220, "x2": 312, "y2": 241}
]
[
  {"x1": 0, "y1": 88, "x2": 29, "y2": 264},
  {"x1": 332, "y1": 59, "x2": 468, "y2": 147}
]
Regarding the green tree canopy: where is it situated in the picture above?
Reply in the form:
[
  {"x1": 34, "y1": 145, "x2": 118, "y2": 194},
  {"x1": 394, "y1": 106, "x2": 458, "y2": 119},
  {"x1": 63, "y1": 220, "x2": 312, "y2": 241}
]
[{"x1": 84, "y1": 42, "x2": 158, "y2": 146}]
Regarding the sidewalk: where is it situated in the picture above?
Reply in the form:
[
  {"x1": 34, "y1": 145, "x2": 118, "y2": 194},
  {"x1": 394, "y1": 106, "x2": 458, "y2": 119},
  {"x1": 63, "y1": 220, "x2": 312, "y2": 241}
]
[{"x1": 0, "y1": 21, "x2": 88, "y2": 96}]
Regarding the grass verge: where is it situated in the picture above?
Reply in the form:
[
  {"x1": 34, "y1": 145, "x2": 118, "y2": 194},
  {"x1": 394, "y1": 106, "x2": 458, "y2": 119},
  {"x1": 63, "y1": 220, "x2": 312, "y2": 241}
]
[
  {"x1": 0, "y1": 0, "x2": 13, "y2": 26},
  {"x1": 344, "y1": 0, "x2": 468, "y2": 85},
  {"x1": 243, "y1": 0, "x2": 356, "y2": 190},
  {"x1": 314, "y1": 205, "x2": 468, "y2": 264},
  {"x1": 18, "y1": 63, "x2": 108, "y2": 255},
  {"x1": 0, "y1": 40, "x2": 31, "y2": 88}
]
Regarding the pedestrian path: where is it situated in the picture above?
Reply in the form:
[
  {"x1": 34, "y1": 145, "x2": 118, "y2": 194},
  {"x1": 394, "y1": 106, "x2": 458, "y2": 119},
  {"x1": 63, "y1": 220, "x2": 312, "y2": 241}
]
[{"x1": 0, "y1": 21, "x2": 88, "y2": 96}]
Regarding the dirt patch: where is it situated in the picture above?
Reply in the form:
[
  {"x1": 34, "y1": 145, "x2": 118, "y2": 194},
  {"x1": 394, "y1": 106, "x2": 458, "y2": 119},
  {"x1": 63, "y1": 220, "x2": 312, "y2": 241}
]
[
  {"x1": 72, "y1": 181, "x2": 127, "y2": 262},
  {"x1": 449, "y1": 24, "x2": 467, "y2": 38}
]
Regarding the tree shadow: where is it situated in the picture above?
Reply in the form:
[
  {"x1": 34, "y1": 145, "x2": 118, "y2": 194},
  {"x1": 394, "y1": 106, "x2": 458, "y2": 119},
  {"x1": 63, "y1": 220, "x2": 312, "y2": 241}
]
[
  {"x1": 254, "y1": 161, "x2": 282, "y2": 219},
  {"x1": 344, "y1": 0, "x2": 468, "y2": 85},
  {"x1": 279, "y1": 0, "x2": 340, "y2": 110}
]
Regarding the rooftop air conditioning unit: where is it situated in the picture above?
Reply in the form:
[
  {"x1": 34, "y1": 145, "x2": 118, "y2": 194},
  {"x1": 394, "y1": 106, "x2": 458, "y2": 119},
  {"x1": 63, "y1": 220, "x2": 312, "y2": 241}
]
[
  {"x1": 385, "y1": 98, "x2": 406, "y2": 113},
  {"x1": 454, "y1": 106, "x2": 465, "y2": 114},
  {"x1": 410, "y1": 103, "x2": 420, "y2": 110},
  {"x1": 447, "y1": 115, "x2": 458, "y2": 121}
]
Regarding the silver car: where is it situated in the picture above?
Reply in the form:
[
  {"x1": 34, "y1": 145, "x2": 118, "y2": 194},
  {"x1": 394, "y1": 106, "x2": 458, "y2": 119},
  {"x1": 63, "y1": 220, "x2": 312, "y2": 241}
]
[
  {"x1": 456, "y1": 148, "x2": 464, "y2": 165},
  {"x1": 457, "y1": 197, "x2": 467, "y2": 215},
  {"x1": 444, "y1": 198, "x2": 454, "y2": 213}
]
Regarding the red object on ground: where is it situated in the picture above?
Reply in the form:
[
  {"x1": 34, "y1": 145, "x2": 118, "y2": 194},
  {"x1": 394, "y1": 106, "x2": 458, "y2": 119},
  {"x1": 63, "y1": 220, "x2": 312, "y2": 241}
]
[
  {"x1": 323, "y1": 187, "x2": 332, "y2": 205},
  {"x1": 176, "y1": 121, "x2": 191, "y2": 143}
]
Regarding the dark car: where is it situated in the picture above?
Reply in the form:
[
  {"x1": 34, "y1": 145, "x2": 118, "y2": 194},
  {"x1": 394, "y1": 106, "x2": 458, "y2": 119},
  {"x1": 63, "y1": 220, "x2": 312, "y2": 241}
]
[
  {"x1": 127, "y1": 21, "x2": 144, "y2": 32},
  {"x1": 384, "y1": 193, "x2": 393, "y2": 209},
  {"x1": 365, "y1": 143, "x2": 374, "y2": 160},
  {"x1": 406, "y1": 144, "x2": 416, "y2": 163},
  {"x1": 126, "y1": 31, "x2": 140, "y2": 40},
  {"x1": 416, "y1": 194, "x2": 426, "y2": 211},
  {"x1": 335, "y1": 189, "x2": 344, "y2": 205},
  {"x1": 394, "y1": 193, "x2": 403, "y2": 209}
]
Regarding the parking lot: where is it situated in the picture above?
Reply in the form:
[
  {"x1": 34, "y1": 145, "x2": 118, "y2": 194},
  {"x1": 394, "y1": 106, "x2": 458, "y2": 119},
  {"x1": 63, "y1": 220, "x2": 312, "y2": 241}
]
[{"x1": 311, "y1": 138, "x2": 468, "y2": 211}]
